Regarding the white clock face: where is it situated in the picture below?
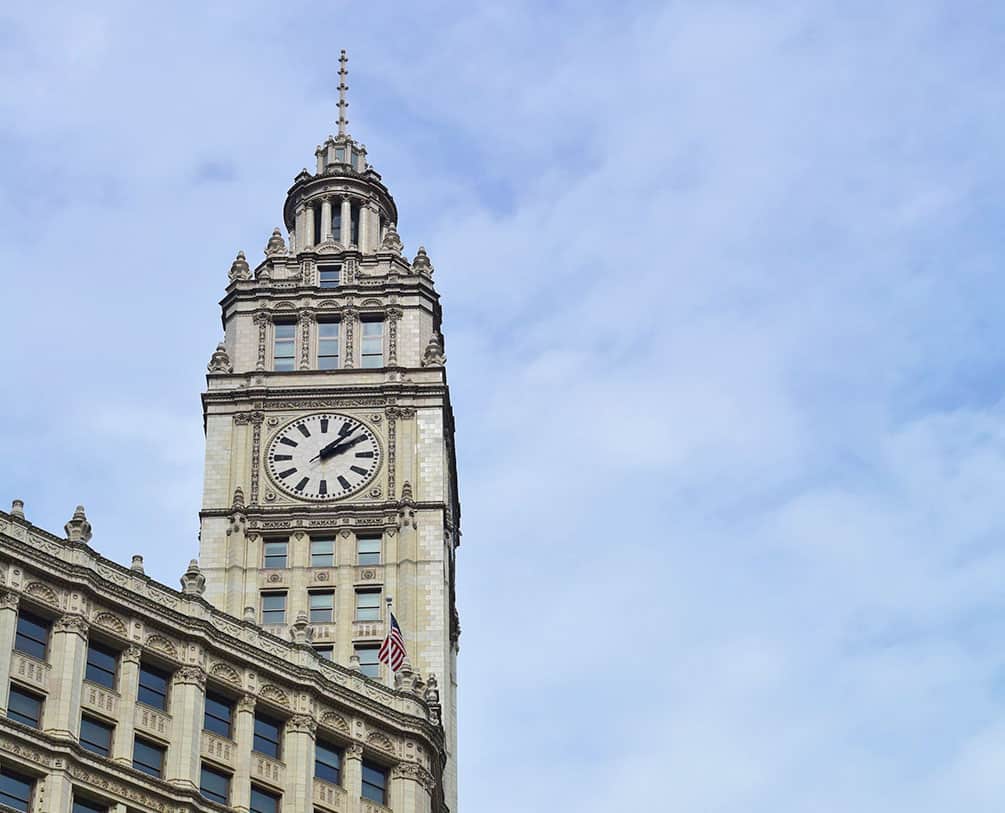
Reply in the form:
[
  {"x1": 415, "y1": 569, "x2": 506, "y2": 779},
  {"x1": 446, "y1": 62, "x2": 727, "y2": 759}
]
[{"x1": 265, "y1": 413, "x2": 381, "y2": 501}]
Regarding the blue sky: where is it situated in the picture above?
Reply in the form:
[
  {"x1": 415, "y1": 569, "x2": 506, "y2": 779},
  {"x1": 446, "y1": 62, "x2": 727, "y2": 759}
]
[{"x1": 2, "y1": 1, "x2": 1005, "y2": 809}]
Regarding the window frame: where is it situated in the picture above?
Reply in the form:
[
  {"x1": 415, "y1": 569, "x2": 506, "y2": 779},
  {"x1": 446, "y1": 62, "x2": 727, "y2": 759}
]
[
  {"x1": 356, "y1": 536, "x2": 381, "y2": 566},
  {"x1": 315, "y1": 738, "x2": 343, "y2": 785},
  {"x1": 272, "y1": 321, "x2": 297, "y2": 372},
  {"x1": 318, "y1": 264, "x2": 341, "y2": 289},
  {"x1": 310, "y1": 536, "x2": 335, "y2": 568},
  {"x1": 132, "y1": 736, "x2": 166, "y2": 778},
  {"x1": 354, "y1": 644, "x2": 380, "y2": 679},
  {"x1": 199, "y1": 763, "x2": 232, "y2": 805},
  {"x1": 137, "y1": 661, "x2": 171, "y2": 711},
  {"x1": 355, "y1": 589, "x2": 381, "y2": 622},
  {"x1": 0, "y1": 768, "x2": 35, "y2": 813},
  {"x1": 260, "y1": 592, "x2": 287, "y2": 626},
  {"x1": 253, "y1": 712, "x2": 283, "y2": 759},
  {"x1": 250, "y1": 784, "x2": 281, "y2": 813},
  {"x1": 84, "y1": 640, "x2": 119, "y2": 690},
  {"x1": 14, "y1": 610, "x2": 50, "y2": 661},
  {"x1": 309, "y1": 590, "x2": 335, "y2": 624},
  {"x1": 312, "y1": 644, "x2": 334, "y2": 660},
  {"x1": 359, "y1": 317, "x2": 384, "y2": 368},
  {"x1": 72, "y1": 797, "x2": 109, "y2": 813},
  {"x1": 79, "y1": 714, "x2": 114, "y2": 757},
  {"x1": 317, "y1": 320, "x2": 340, "y2": 370},
  {"x1": 361, "y1": 759, "x2": 388, "y2": 804},
  {"x1": 263, "y1": 539, "x2": 288, "y2": 569},
  {"x1": 203, "y1": 689, "x2": 235, "y2": 739},
  {"x1": 6, "y1": 685, "x2": 43, "y2": 729}
]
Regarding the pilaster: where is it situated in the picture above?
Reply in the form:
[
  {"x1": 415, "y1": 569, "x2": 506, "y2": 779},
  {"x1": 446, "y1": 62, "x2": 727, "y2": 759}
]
[
  {"x1": 283, "y1": 714, "x2": 316, "y2": 813},
  {"x1": 165, "y1": 665, "x2": 206, "y2": 789},
  {"x1": 42, "y1": 767, "x2": 73, "y2": 813},
  {"x1": 344, "y1": 742, "x2": 363, "y2": 813},
  {"x1": 232, "y1": 693, "x2": 257, "y2": 813},
  {"x1": 0, "y1": 591, "x2": 19, "y2": 712},
  {"x1": 340, "y1": 197, "x2": 352, "y2": 246},
  {"x1": 41, "y1": 613, "x2": 88, "y2": 740},
  {"x1": 111, "y1": 645, "x2": 141, "y2": 764}
]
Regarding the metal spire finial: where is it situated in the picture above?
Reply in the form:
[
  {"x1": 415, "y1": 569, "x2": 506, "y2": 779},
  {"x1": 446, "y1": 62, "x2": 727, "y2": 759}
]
[{"x1": 337, "y1": 49, "x2": 349, "y2": 137}]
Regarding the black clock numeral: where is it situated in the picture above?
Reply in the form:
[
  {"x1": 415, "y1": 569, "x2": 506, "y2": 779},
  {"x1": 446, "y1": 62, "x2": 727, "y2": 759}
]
[
  {"x1": 355, "y1": 451, "x2": 374, "y2": 458},
  {"x1": 297, "y1": 424, "x2": 311, "y2": 438},
  {"x1": 294, "y1": 477, "x2": 310, "y2": 492},
  {"x1": 350, "y1": 465, "x2": 368, "y2": 476},
  {"x1": 273, "y1": 454, "x2": 293, "y2": 461},
  {"x1": 339, "y1": 420, "x2": 354, "y2": 437},
  {"x1": 319, "y1": 479, "x2": 328, "y2": 495},
  {"x1": 337, "y1": 475, "x2": 351, "y2": 490},
  {"x1": 278, "y1": 468, "x2": 297, "y2": 479},
  {"x1": 279, "y1": 437, "x2": 298, "y2": 447},
  {"x1": 320, "y1": 418, "x2": 329, "y2": 433}
]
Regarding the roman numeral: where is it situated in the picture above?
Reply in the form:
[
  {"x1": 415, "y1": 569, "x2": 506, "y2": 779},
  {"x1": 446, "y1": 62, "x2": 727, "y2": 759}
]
[
  {"x1": 278, "y1": 468, "x2": 297, "y2": 479},
  {"x1": 273, "y1": 454, "x2": 293, "y2": 461},
  {"x1": 355, "y1": 451, "x2": 374, "y2": 458},
  {"x1": 320, "y1": 418, "x2": 329, "y2": 433},
  {"x1": 294, "y1": 477, "x2": 310, "y2": 492},
  {"x1": 337, "y1": 475, "x2": 351, "y2": 490},
  {"x1": 297, "y1": 424, "x2": 311, "y2": 438},
  {"x1": 279, "y1": 437, "x2": 298, "y2": 447},
  {"x1": 350, "y1": 465, "x2": 368, "y2": 476},
  {"x1": 319, "y1": 479, "x2": 328, "y2": 495}
]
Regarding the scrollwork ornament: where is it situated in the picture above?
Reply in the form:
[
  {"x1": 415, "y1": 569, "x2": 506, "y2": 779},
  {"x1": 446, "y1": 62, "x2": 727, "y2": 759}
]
[
  {"x1": 237, "y1": 694, "x2": 257, "y2": 713},
  {"x1": 54, "y1": 613, "x2": 89, "y2": 638},
  {"x1": 254, "y1": 311, "x2": 271, "y2": 371},
  {"x1": 123, "y1": 645, "x2": 142, "y2": 664},
  {"x1": 174, "y1": 665, "x2": 207, "y2": 688},
  {"x1": 287, "y1": 714, "x2": 318, "y2": 737},
  {"x1": 0, "y1": 590, "x2": 19, "y2": 610},
  {"x1": 299, "y1": 309, "x2": 315, "y2": 370}
]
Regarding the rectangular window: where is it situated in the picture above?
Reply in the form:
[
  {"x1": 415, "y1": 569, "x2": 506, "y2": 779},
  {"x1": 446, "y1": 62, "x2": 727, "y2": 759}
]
[
  {"x1": 253, "y1": 713, "x2": 282, "y2": 759},
  {"x1": 318, "y1": 264, "x2": 341, "y2": 288},
  {"x1": 200, "y1": 764, "x2": 231, "y2": 805},
  {"x1": 250, "y1": 785, "x2": 281, "y2": 813},
  {"x1": 263, "y1": 540, "x2": 288, "y2": 569},
  {"x1": 355, "y1": 589, "x2": 381, "y2": 622},
  {"x1": 309, "y1": 591, "x2": 335, "y2": 623},
  {"x1": 261, "y1": 593, "x2": 287, "y2": 626},
  {"x1": 361, "y1": 760, "x2": 388, "y2": 804},
  {"x1": 315, "y1": 739, "x2": 343, "y2": 784},
  {"x1": 355, "y1": 644, "x2": 380, "y2": 679},
  {"x1": 132, "y1": 737, "x2": 166, "y2": 778},
  {"x1": 72, "y1": 799, "x2": 107, "y2": 813},
  {"x1": 350, "y1": 201, "x2": 360, "y2": 246},
  {"x1": 313, "y1": 645, "x2": 334, "y2": 660},
  {"x1": 7, "y1": 686, "x2": 43, "y2": 729},
  {"x1": 138, "y1": 662, "x2": 170, "y2": 711},
  {"x1": 0, "y1": 769, "x2": 34, "y2": 813},
  {"x1": 332, "y1": 206, "x2": 342, "y2": 239},
  {"x1": 85, "y1": 641, "x2": 118, "y2": 689},
  {"x1": 317, "y1": 321, "x2": 340, "y2": 369},
  {"x1": 14, "y1": 611, "x2": 50, "y2": 660},
  {"x1": 360, "y1": 319, "x2": 384, "y2": 368},
  {"x1": 273, "y1": 322, "x2": 296, "y2": 371},
  {"x1": 204, "y1": 690, "x2": 234, "y2": 738},
  {"x1": 357, "y1": 536, "x2": 380, "y2": 566},
  {"x1": 310, "y1": 537, "x2": 335, "y2": 567},
  {"x1": 80, "y1": 715, "x2": 114, "y2": 757}
]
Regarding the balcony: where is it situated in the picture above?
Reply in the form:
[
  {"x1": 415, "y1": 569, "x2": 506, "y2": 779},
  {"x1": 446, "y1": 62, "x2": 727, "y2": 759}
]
[
  {"x1": 313, "y1": 777, "x2": 348, "y2": 811},
  {"x1": 11, "y1": 652, "x2": 49, "y2": 692}
]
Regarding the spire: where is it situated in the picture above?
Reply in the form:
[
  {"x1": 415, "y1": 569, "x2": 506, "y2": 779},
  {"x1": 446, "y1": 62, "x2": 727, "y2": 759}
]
[{"x1": 337, "y1": 49, "x2": 349, "y2": 137}]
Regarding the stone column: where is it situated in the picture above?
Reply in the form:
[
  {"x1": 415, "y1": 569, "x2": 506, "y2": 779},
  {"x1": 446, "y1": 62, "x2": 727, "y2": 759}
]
[
  {"x1": 391, "y1": 764, "x2": 434, "y2": 813},
  {"x1": 366, "y1": 201, "x2": 380, "y2": 252},
  {"x1": 305, "y1": 204, "x2": 316, "y2": 249},
  {"x1": 0, "y1": 591, "x2": 19, "y2": 713},
  {"x1": 340, "y1": 197, "x2": 352, "y2": 246},
  {"x1": 231, "y1": 693, "x2": 257, "y2": 813},
  {"x1": 41, "y1": 614, "x2": 89, "y2": 740},
  {"x1": 358, "y1": 204, "x2": 369, "y2": 253},
  {"x1": 111, "y1": 645, "x2": 142, "y2": 765},
  {"x1": 344, "y1": 742, "x2": 363, "y2": 813},
  {"x1": 321, "y1": 197, "x2": 333, "y2": 242},
  {"x1": 165, "y1": 665, "x2": 206, "y2": 790},
  {"x1": 43, "y1": 768, "x2": 73, "y2": 813},
  {"x1": 295, "y1": 206, "x2": 305, "y2": 251},
  {"x1": 283, "y1": 714, "x2": 316, "y2": 813}
]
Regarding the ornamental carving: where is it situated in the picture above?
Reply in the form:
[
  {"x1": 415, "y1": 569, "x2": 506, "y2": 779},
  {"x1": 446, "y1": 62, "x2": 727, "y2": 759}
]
[
  {"x1": 207, "y1": 342, "x2": 233, "y2": 373},
  {"x1": 174, "y1": 666, "x2": 207, "y2": 688},
  {"x1": 91, "y1": 611, "x2": 128, "y2": 638},
  {"x1": 260, "y1": 684, "x2": 291, "y2": 708},
  {"x1": 287, "y1": 714, "x2": 317, "y2": 736},
  {"x1": 366, "y1": 730, "x2": 396, "y2": 754},
  {"x1": 320, "y1": 711, "x2": 350, "y2": 735},
  {"x1": 229, "y1": 251, "x2": 251, "y2": 282},
  {"x1": 254, "y1": 311, "x2": 271, "y2": 371},
  {"x1": 237, "y1": 694, "x2": 257, "y2": 713},
  {"x1": 343, "y1": 307, "x2": 356, "y2": 368},
  {"x1": 299, "y1": 310, "x2": 315, "y2": 370},
  {"x1": 210, "y1": 662, "x2": 242, "y2": 686},
  {"x1": 123, "y1": 645, "x2": 142, "y2": 664},
  {"x1": 144, "y1": 634, "x2": 179, "y2": 660},
  {"x1": 387, "y1": 307, "x2": 403, "y2": 365},
  {"x1": 392, "y1": 762, "x2": 437, "y2": 793},
  {"x1": 0, "y1": 590, "x2": 18, "y2": 610},
  {"x1": 53, "y1": 613, "x2": 89, "y2": 637},
  {"x1": 421, "y1": 332, "x2": 446, "y2": 366}
]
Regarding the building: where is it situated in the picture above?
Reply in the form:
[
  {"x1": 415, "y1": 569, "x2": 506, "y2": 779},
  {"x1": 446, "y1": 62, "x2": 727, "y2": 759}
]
[{"x1": 0, "y1": 52, "x2": 461, "y2": 813}]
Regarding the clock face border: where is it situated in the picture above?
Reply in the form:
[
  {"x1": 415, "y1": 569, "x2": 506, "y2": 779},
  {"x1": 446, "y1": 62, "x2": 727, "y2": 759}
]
[{"x1": 264, "y1": 412, "x2": 383, "y2": 502}]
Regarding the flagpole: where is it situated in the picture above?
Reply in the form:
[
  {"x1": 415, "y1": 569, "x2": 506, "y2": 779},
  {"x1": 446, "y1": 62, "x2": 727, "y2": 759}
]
[{"x1": 385, "y1": 595, "x2": 394, "y2": 689}]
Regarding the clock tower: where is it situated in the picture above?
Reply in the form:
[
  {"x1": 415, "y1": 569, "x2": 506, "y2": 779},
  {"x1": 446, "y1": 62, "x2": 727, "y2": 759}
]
[{"x1": 197, "y1": 52, "x2": 461, "y2": 809}]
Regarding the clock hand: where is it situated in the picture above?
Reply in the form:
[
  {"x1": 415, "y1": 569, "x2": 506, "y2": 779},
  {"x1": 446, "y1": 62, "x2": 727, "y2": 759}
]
[
  {"x1": 321, "y1": 433, "x2": 368, "y2": 460},
  {"x1": 309, "y1": 437, "x2": 348, "y2": 463}
]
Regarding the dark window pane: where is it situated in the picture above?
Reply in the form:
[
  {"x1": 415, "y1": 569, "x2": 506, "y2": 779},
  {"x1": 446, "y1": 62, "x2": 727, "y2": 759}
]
[
  {"x1": 7, "y1": 687, "x2": 42, "y2": 728},
  {"x1": 200, "y1": 765, "x2": 231, "y2": 805},
  {"x1": 315, "y1": 740, "x2": 342, "y2": 784},
  {"x1": 72, "y1": 799, "x2": 107, "y2": 813},
  {"x1": 313, "y1": 645, "x2": 333, "y2": 660},
  {"x1": 85, "y1": 642, "x2": 118, "y2": 689},
  {"x1": 14, "y1": 612, "x2": 50, "y2": 660},
  {"x1": 132, "y1": 738, "x2": 165, "y2": 777},
  {"x1": 204, "y1": 691, "x2": 233, "y2": 738},
  {"x1": 250, "y1": 785, "x2": 280, "y2": 813},
  {"x1": 0, "y1": 769, "x2": 34, "y2": 812},
  {"x1": 138, "y1": 663, "x2": 170, "y2": 710},
  {"x1": 80, "y1": 715, "x2": 113, "y2": 757},
  {"x1": 253, "y1": 714, "x2": 282, "y2": 758},
  {"x1": 361, "y1": 761, "x2": 387, "y2": 803}
]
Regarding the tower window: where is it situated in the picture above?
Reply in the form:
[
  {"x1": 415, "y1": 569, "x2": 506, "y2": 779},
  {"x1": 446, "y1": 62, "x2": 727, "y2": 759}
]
[
  {"x1": 250, "y1": 785, "x2": 281, "y2": 813},
  {"x1": 355, "y1": 589, "x2": 381, "y2": 621},
  {"x1": 204, "y1": 690, "x2": 234, "y2": 738},
  {"x1": 315, "y1": 739, "x2": 343, "y2": 784},
  {"x1": 332, "y1": 206, "x2": 342, "y2": 240},
  {"x1": 263, "y1": 540, "x2": 288, "y2": 569},
  {"x1": 273, "y1": 322, "x2": 296, "y2": 371},
  {"x1": 318, "y1": 264, "x2": 341, "y2": 288},
  {"x1": 260, "y1": 593, "x2": 286, "y2": 626},
  {"x1": 14, "y1": 610, "x2": 50, "y2": 661},
  {"x1": 132, "y1": 737, "x2": 166, "y2": 778},
  {"x1": 7, "y1": 685, "x2": 43, "y2": 729},
  {"x1": 357, "y1": 536, "x2": 380, "y2": 565},
  {"x1": 360, "y1": 319, "x2": 384, "y2": 368},
  {"x1": 200, "y1": 763, "x2": 231, "y2": 805},
  {"x1": 138, "y1": 662, "x2": 171, "y2": 711},
  {"x1": 310, "y1": 537, "x2": 335, "y2": 567},
  {"x1": 0, "y1": 769, "x2": 35, "y2": 812},
  {"x1": 253, "y1": 713, "x2": 283, "y2": 759},
  {"x1": 354, "y1": 644, "x2": 380, "y2": 679},
  {"x1": 362, "y1": 760, "x2": 388, "y2": 804},
  {"x1": 80, "y1": 715, "x2": 114, "y2": 756},
  {"x1": 350, "y1": 201, "x2": 360, "y2": 246},
  {"x1": 313, "y1": 203, "x2": 322, "y2": 245},
  {"x1": 317, "y1": 321, "x2": 340, "y2": 370},
  {"x1": 85, "y1": 641, "x2": 118, "y2": 689},
  {"x1": 309, "y1": 591, "x2": 334, "y2": 623}
]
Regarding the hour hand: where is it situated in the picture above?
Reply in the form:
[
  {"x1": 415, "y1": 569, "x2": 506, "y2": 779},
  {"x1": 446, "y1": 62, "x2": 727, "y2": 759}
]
[
  {"x1": 310, "y1": 438, "x2": 345, "y2": 462},
  {"x1": 322, "y1": 433, "x2": 367, "y2": 460}
]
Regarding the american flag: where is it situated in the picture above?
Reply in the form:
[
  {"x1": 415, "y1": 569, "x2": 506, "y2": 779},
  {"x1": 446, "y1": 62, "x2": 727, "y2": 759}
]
[{"x1": 378, "y1": 612, "x2": 407, "y2": 672}]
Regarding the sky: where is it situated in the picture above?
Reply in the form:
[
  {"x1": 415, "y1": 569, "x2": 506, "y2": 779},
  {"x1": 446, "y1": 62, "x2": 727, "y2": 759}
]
[{"x1": 2, "y1": 1, "x2": 1005, "y2": 810}]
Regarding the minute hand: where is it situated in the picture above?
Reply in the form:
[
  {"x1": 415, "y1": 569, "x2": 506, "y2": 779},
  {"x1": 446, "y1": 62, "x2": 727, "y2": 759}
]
[
  {"x1": 322, "y1": 434, "x2": 368, "y2": 459},
  {"x1": 310, "y1": 436, "x2": 350, "y2": 463}
]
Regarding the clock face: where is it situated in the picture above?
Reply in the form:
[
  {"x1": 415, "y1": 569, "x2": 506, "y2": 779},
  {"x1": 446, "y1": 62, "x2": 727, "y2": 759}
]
[{"x1": 265, "y1": 413, "x2": 381, "y2": 501}]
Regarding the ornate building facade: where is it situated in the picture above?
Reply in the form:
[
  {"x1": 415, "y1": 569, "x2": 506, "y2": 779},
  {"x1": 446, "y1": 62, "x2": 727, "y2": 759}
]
[{"x1": 0, "y1": 52, "x2": 460, "y2": 813}]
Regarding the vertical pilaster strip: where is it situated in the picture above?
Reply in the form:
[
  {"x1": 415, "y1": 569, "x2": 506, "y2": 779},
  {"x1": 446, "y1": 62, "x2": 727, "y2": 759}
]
[
  {"x1": 386, "y1": 409, "x2": 397, "y2": 499},
  {"x1": 305, "y1": 204, "x2": 316, "y2": 249},
  {"x1": 343, "y1": 307, "x2": 356, "y2": 369},
  {"x1": 344, "y1": 742, "x2": 363, "y2": 813},
  {"x1": 249, "y1": 412, "x2": 264, "y2": 506},
  {"x1": 340, "y1": 197, "x2": 352, "y2": 246},
  {"x1": 295, "y1": 205, "x2": 305, "y2": 251},
  {"x1": 165, "y1": 665, "x2": 206, "y2": 789},
  {"x1": 41, "y1": 614, "x2": 89, "y2": 740},
  {"x1": 42, "y1": 768, "x2": 73, "y2": 813},
  {"x1": 386, "y1": 308, "x2": 403, "y2": 366},
  {"x1": 283, "y1": 714, "x2": 317, "y2": 813},
  {"x1": 0, "y1": 591, "x2": 19, "y2": 712},
  {"x1": 358, "y1": 203, "x2": 369, "y2": 253},
  {"x1": 232, "y1": 693, "x2": 257, "y2": 813},
  {"x1": 391, "y1": 764, "x2": 435, "y2": 813},
  {"x1": 366, "y1": 200, "x2": 380, "y2": 251},
  {"x1": 299, "y1": 310, "x2": 314, "y2": 371},
  {"x1": 111, "y1": 645, "x2": 141, "y2": 765},
  {"x1": 254, "y1": 311, "x2": 271, "y2": 372},
  {"x1": 321, "y1": 197, "x2": 333, "y2": 242}
]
